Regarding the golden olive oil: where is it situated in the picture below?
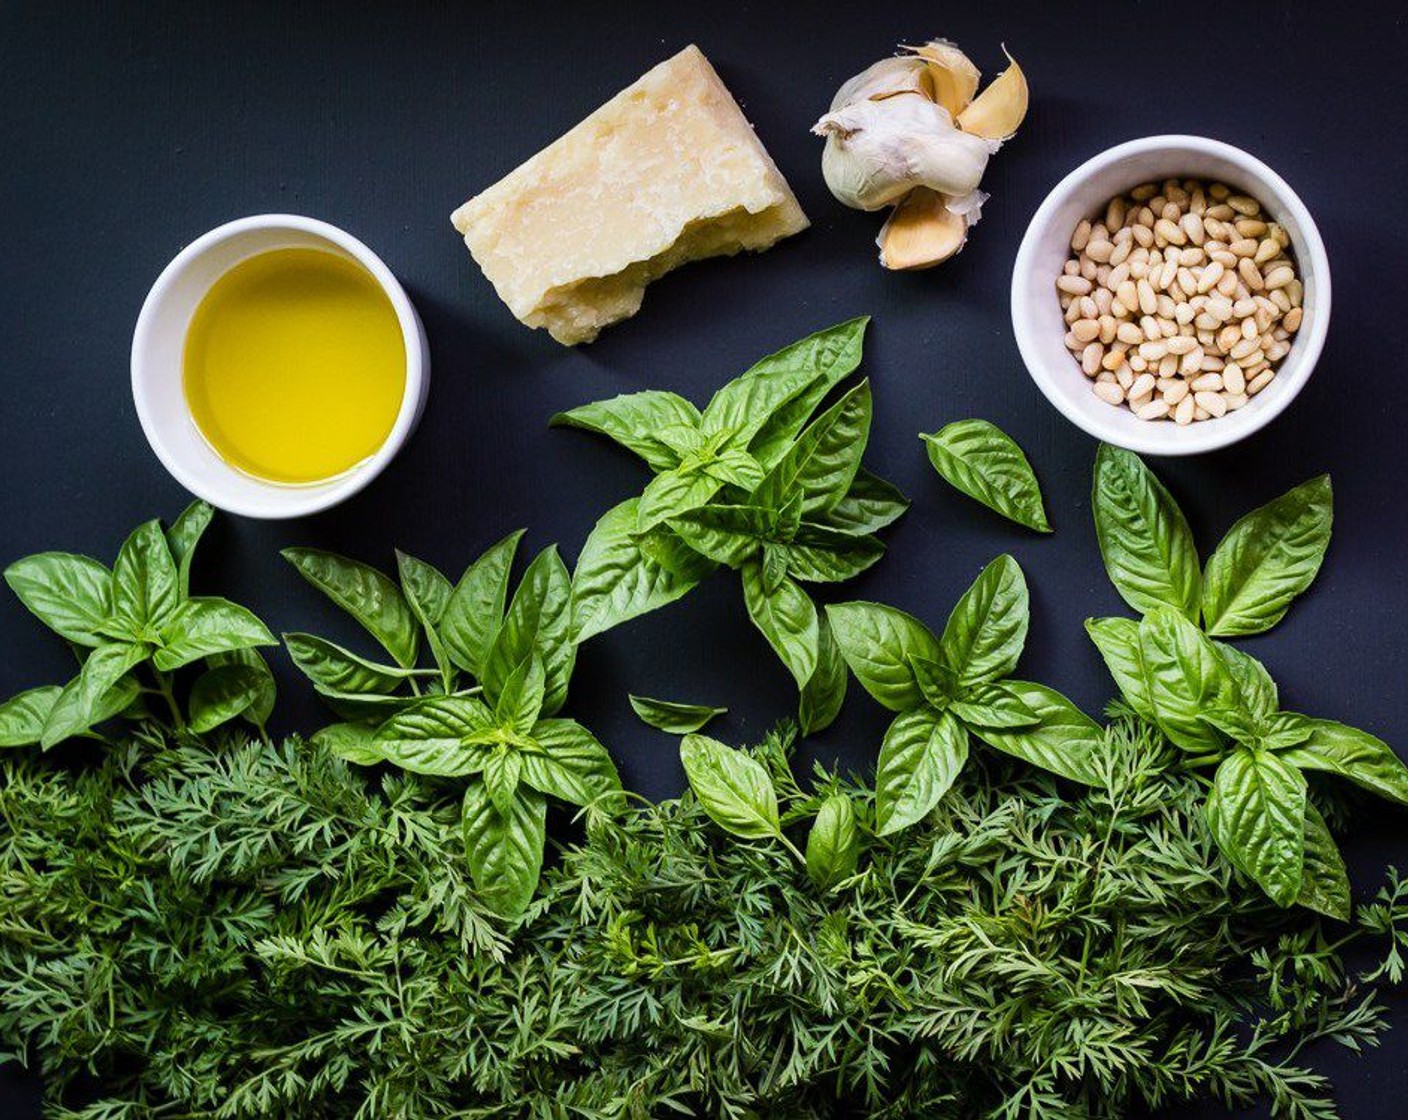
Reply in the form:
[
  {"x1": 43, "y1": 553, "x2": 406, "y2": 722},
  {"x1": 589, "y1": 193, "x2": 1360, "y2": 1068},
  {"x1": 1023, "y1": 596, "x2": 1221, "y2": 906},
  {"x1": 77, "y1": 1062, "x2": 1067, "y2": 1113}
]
[{"x1": 183, "y1": 248, "x2": 406, "y2": 484}]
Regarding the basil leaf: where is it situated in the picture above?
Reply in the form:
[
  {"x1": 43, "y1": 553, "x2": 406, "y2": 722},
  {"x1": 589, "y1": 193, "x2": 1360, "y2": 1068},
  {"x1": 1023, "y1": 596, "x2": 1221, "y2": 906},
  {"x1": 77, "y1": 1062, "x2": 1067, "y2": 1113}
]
[
  {"x1": 397, "y1": 551, "x2": 454, "y2": 686},
  {"x1": 1202, "y1": 475, "x2": 1333, "y2": 637},
  {"x1": 282, "y1": 548, "x2": 420, "y2": 669},
  {"x1": 1085, "y1": 616, "x2": 1154, "y2": 719},
  {"x1": 496, "y1": 655, "x2": 545, "y2": 735},
  {"x1": 188, "y1": 664, "x2": 265, "y2": 734},
  {"x1": 669, "y1": 505, "x2": 771, "y2": 567},
  {"x1": 441, "y1": 530, "x2": 524, "y2": 677},
  {"x1": 41, "y1": 673, "x2": 141, "y2": 748},
  {"x1": 821, "y1": 469, "x2": 909, "y2": 537},
  {"x1": 1205, "y1": 748, "x2": 1306, "y2": 907},
  {"x1": 284, "y1": 633, "x2": 421, "y2": 695},
  {"x1": 784, "y1": 533, "x2": 885, "y2": 584},
  {"x1": 875, "y1": 708, "x2": 968, "y2": 836},
  {"x1": 209, "y1": 648, "x2": 276, "y2": 728},
  {"x1": 755, "y1": 380, "x2": 871, "y2": 517},
  {"x1": 1216, "y1": 641, "x2": 1278, "y2": 722},
  {"x1": 704, "y1": 448, "x2": 766, "y2": 491},
  {"x1": 0, "y1": 686, "x2": 63, "y2": 747},
  {"x1": 482, "y1": 547, "x2": 574, "y2": 717},
  {"x1": 110, "y1": 520, "x2": 181, "y2": 637},
  {"x1": 373, "y1": 697, "x2": 496, "y2": 776},
  {"x1": 826, "y1": 601, "x2": 942, "y2": 712},
  {"x1": 949, "y1": 681, "x2": 1040, "y2": 729},
  {"x1": 462, "y1": 782, "x2": 545, "y2": 921},
  {"x1": 741, "y1": 565, "x2": 818, "y2": 691},
  {"x1": 310, "y1": 722, "x2": 383, "y2": 766},
  {"x1": 153, "y1": 597, "x2": 274, "y2": 671},
  {"x1": 761, "y1": 542, "x2": 789, "y2": 594},
  {"x1": 679, "y1": 733, "x2": 781, "y2": 840},
  {"x1": 705, "y1": 318, "x2": 867, "y2": 451},
  {"x1": 1298, "y1": 802, "x2": 1351, "y2": 921},
  {"x1": 806, "y1": 793, "x2": 859, "y2": 889},
  {"x1": 166, "y1": 500, "x2": 214, "y2": 597},
  {"x1": 798, "y1": 613, "x2": 847, "y2": 736},
  {"x1": 969, "y1": 682, "x2": 1105, "y2": 786},
  {"x1": 78, "y1": 642, "x2": 150, "y2": 713},
  {"x1": 484, "y1": 749, "x2": 523, "y2": 818},
  {"x1": 315, "y1": 686, "x2": 416, "y2": 723},
  {"x1": 522, "y1": 718, "x2": 622, "y2": 809},
  {"x1": 628, "y1": 695, "x2": 727, "y2": 734},
  {"x1": 637, "y1": 468, "x2": 726, "y2": 532},
  {"x1": 939, "y1": 555, "x2": 1029, "y2": 688},
  {"x1": 1201, "y1": 705, "x2": 1261, "y2": 746},
  {"x1": 1278, "y1": 719, "x2": 1408, "y2": 806},
  {"x1": 746, "y1": 318, "x2": 869, "y2": 469},
  {"x1": 921, "y1": 420, "x2": 1051, "y2": 533},
  {"x1": 3, "y1": 552, "x2": 113, "y2": 647},
  {"x1": 571, "y1": 500, "x2": 713, "y2": 642},
  {"x1": 1092, "y1": 445, "x2": 1201, "y2": 620},
  {"x1": 908, "y1": 656, "x2": 958, "y2": 711},
  {"x1": 1259, "y1": 712, "x2": 1315, "y2": 753},
  {"x1": 550, "y1": 390, "x2": 701, "y2": 472}
]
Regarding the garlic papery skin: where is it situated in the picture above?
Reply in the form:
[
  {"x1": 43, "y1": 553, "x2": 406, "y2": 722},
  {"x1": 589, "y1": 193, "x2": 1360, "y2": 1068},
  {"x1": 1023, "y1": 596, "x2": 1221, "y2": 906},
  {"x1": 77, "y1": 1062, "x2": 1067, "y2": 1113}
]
[{"x1": 815, "y1": 95, "x2": 996, "y2": 211}]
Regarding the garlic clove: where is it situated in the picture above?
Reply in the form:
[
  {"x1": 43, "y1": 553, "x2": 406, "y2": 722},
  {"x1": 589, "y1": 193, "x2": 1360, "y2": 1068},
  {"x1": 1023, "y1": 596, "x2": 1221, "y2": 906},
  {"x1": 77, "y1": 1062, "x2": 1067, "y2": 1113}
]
[
  {"x1": 827, "y1": 56, "x2": 929, "y2": 111},
  {"x1": 955, "y1": 50, "x2": 1028, "y2": 140},
  {"x1": 877, "y1": 187, "x2": 970, "y2": 270},
  {"x1": 905, "y1": 39, "x2": 981, "y2": 118}
]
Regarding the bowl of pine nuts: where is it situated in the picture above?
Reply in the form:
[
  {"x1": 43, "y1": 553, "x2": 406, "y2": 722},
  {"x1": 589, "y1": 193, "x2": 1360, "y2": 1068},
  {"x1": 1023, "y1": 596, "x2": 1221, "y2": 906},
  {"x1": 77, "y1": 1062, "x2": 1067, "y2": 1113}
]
[{"x1": 1011, "y1": 136, "x2": 1329, "y2": 454}]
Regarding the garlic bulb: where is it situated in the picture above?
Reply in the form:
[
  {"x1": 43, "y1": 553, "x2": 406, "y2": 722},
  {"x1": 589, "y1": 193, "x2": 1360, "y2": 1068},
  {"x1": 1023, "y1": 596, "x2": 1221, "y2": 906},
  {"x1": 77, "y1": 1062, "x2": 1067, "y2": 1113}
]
[{"x1": 813, "y1": 39, "x2": 1029, "y2": 270}]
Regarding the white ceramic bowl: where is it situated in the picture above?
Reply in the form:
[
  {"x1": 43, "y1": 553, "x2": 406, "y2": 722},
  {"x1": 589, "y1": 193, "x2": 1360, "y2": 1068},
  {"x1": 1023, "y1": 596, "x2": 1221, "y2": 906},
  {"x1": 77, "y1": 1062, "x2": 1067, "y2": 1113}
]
[
  {"x1": 1012, "y1": 136, "x2": 1329, "y2": 455},
  {"x1": 132, "y1": 214, "x2": 429, "y2": 518}
]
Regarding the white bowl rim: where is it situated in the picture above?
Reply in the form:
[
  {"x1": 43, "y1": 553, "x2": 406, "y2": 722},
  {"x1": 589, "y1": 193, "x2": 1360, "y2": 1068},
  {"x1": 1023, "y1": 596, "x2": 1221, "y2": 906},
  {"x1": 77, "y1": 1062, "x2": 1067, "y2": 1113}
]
[
  {"x1": 131, "y1": 213, "x2": 426, "y2": 518},
  {"x1": 1011, "y1": 134, "x2": 1330, "y2": 456}
]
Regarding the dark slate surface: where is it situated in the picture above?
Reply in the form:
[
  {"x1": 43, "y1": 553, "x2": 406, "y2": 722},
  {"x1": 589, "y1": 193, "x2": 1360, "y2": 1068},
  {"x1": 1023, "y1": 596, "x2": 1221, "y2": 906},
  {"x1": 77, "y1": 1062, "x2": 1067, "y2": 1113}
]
[{"x1": 2, "y1": 1, "x2": 1405, "y2": 1115}]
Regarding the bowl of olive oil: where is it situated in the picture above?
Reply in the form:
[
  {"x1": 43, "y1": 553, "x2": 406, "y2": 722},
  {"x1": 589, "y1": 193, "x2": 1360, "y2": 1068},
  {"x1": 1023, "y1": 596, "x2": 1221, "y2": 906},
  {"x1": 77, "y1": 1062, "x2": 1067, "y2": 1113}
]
[{"x1": 132, "y1": 215, "x2": 428, "y2": 518}]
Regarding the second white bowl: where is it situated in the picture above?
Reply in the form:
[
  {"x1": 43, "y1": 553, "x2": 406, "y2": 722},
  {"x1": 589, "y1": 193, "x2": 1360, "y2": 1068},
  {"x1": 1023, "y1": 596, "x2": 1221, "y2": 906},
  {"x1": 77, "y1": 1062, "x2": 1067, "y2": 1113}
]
[{"x1": 1011, "y1": 136, "x2": 1330, "y2": 456}]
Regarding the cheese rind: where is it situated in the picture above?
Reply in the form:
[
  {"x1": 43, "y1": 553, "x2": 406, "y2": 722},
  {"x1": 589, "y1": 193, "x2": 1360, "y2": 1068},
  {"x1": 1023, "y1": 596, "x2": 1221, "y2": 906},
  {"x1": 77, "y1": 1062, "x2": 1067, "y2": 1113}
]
[{"x1": 451, "y1": 45, "x2": 809, "y2": 345}]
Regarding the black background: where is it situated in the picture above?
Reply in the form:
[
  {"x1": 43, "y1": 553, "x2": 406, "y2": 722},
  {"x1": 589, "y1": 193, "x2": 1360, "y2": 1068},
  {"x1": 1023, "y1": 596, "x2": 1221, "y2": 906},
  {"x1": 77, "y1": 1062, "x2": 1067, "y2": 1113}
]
[{"x1": 3, "y1": 1, "x2": 1406, "y2": 1115}]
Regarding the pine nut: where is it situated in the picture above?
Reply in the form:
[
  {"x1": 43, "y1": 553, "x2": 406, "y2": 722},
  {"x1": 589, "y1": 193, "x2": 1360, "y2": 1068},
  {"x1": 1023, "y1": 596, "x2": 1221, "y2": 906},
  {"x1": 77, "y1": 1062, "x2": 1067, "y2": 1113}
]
[
  {"x1": 1263, "y1": 265, "x2": 1295, "y2": 290},
  {"x1": 1247, "y1": 369, "x2": 1276, "y2": 395},
  {"x1": 1087, "y1": 239, "x2": 1114, "y2": 263},
  {"x1": 1071, "y1": 319, "x2": 1100, "y2": 343},
  {"x1": 1116, "y1": 322, "x2": 1144, "y2": 345},
  {"x1": 1071, "y1": 220, "x2": 1092, "y2": 252},
  {"x1": 1129, "y1": 373, "x2": 1156, "y2": 400},
  {"x1": 1136, "y1": 399, "x2": 1171, "y2": 421},
  {"x1": 1254, "y1": 238, "x2": 1281, "y2": 264},
  {"x1": 1225, "y1": 392, "x2": 1249, "y2": 411},
  {"x1": 1196, "y1": 391, "x2": 1228, "y2": 417},
  {"x1": 1163, "y1": 380, "x2": 1190, "y2": 404},
  {"x1": 1229, "y1": 238, "x2": 1259, "y2": 258},
  {"x1": 1094, "y1": 381, "x2": 1124, "y2": 405},
  {"x1": 1175, "y1": 395, "x2": 1196, "y2": 425},
  {"x1": 1166, "y1": 335, "x2": 1198, "y2": 354},
  {"x1": 1082, "y1": 342, "x2": 1104, "y2": 375},
  {"x1": 1283, "y1": 307, "x2": 1303, "y2": 333},
  {"x1": 1222, "y1": 364, "x2": 1246, "y2": 394},
  {"x1": 1057, "y1": 275, "x2": 1093, "y2": 295},
  {"x1": 1227, "y1": 195, "x2": 1260, "y2": 216},
  {"x1": 1238, "y1": 259, "x2": 1264, "y2": 291},
  {"x1": 1190, "y1": 373, "x2": 1224, "y2": 392},
  {"x1": 1099, "y1": 315, "x2": 1118, "y2": 344}
]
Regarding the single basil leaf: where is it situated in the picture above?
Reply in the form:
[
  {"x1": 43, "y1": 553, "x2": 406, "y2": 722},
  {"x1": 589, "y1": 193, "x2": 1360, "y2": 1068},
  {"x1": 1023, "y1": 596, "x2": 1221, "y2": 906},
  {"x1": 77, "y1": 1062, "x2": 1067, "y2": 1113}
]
[
  {"x1": 282, "y1": 548, "x2": 420, "y2": 669},
  {"x1": 629, "y1": 695, "x2": 727, "y2": 734},
  {"x1": 784, "y1": 533, "x2": 885, "y2": 585},
  {"x1": 1298, "y1": 801, "x2": 1351, "y2": 921},
  {"x1": 1202, "y1": 475, "x2": 1333, "y2": 637},
  {"x1": 310, "y1": 722, "x2": 384, "y2": 766},
  {"x1": 462, "y1": 782, "x2": 545, "y2": 921},
  {"x1": 41, "y1": 672, "x2": 141, "y2": 748},
  {"x1": 755, "y1": 380, "x2": 871, "y2": 517},
  {"x1": 1085, "y1": 616, "x2": 1156, "y2": 723},
  {"x1": 484, "y1": 749, "x2": 523, "y2": 818},
  {"x1": 397, "y1": 551, "x2": 454, "y2": 687},
  {"x1": 1205, "y1": 748, "x2": 1306, "y2": 907},
  {"x1": 550, "y1": 390, "x2": 701, "y2": 472},
  {"x1": 636, "y1": 524, "x2": 715, "y2": 580},
  {"x1": 875, "y1": 708, "x2": 968, "y2": 836},
  {"x1": 820, "y1": 469, "x2": 909, "y2": 536},
  {"x1": 1278, "y1": 719, "x2": 1408, "y2": 806},
  {"x1": 939, "y1": 555, "x2": 1029, "y2": 688},
  {"x1": 704, "y1": 448, "x2": 766, "y2": 491},
  {"x1": 921, "y1": 420, "x2": 1051, "y2": 533},
  {"x1": 1092, "y1": 444, "x2": 1201, "y2": 620},
  {"x1": 826, "y1": 601, "x2": 942, "y2": 712},
  {"x1": 188, "y1": 664, "x2": 265, "y2": 734},
  {"x1": 1260, "y1": 712, "x2": 1315, "y2": 753},
  {"x1": 0, "y1": 685, "x2": 63, "y2": 747},
  {"x1": 283, "y1": 633, "x2": 420, "y2": 695},
  {"x1": 482, "y1": 547, "x2": 574, "y2": 717},
  {"x1": 110, "y1": 520, "x2": 181, "y2": 637},
  {"x1": 761, "y1": 542, "x2": 789, "y2": 593},
  {"x1": 372, "y1": 697, "x2": 496, "y2": 776},
  {"x1": 314, "y1": 686, "x2": 416, "y2": 722},
  {"x1": 496, "y1": 655, "x2": 546, "y2": 735},
  {"x1": 210, "y1": 649, "x2": 275, "y2": 727},
  {"x1": 746, "y1": 318, "x2": 870, "y2": 470},
  {"x1": 1200, "y1": 705, "x2": 1261, "y2": 747},
  {"x1": 669, "y1": 504, "x2": 771, "y2": 568},
  {"x1": 522, "y1": 718, "x2": 623, "y2": 809},
  {"x1": 679, "y1": 733, "x2": 780, "y2": 840},
  {"x1": 741, "y1": 565, "x2": 819, "y2": 691},
  {"x1": 571, "y1": 500, "x2": 713, "y2": 642},
  {"x1": 636, "y1": 468, "x2": 726, "y2": 533},
  {"x1": 166, "y1": 500, "x2": 214, "y2": 597},
  {"x1": 78, "y1": 642, "x2": 149, "y2": 714},
  {"x1": 705, "y1": 318, "x2": 868, "y2": 452},
  {"x1": 806, "y1": 793, "x2": 860, "y2": 888},
  {"x1": 153, "y1": 597, "x2": 275, "y2": 671},
  {"x1": 3, "y1": 552, "x2": 113, "y2": 647},
  {"x1": 798, "y1": 613, "x2": 847, "y2": 736},
  {"x1": 1215, "y1": 641, "x2": 1278, "y2": 722},
  {"x1": 908, "y1": 656, "x2": 958, "y2": 711},
  {"x1": 949, "y1": 681, "x2": 1040, "y2": 729},
  {"x1": 441, "y1": 530, "x2": 524, "y2": 677},
  {"x1": 970, "y1": 682, "x2": 1105, "y2": 786}
]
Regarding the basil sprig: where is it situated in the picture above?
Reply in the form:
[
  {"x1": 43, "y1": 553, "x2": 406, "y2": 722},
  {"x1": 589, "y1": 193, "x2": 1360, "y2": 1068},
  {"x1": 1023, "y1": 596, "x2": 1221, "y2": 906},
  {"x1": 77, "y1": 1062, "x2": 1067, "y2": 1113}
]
[
  {"x1": 921, "y1": 419, "x2": 1051, "y2": 532},
  {"x1": 829, "y1": 555, "x2": 1102, "y2": 836}
]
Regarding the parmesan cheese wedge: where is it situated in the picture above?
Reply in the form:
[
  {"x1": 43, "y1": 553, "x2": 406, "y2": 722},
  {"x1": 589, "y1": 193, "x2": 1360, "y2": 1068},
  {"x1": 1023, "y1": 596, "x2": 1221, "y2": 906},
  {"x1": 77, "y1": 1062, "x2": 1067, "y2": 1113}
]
[{"x1": 451, "y1": 45, "x2": 809, "y2": 345}]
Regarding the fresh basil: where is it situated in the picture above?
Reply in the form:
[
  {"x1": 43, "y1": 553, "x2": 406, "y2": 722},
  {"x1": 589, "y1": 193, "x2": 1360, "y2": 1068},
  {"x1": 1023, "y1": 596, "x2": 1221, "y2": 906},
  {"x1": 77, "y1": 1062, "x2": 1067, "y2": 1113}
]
[
  {"x1": 1298, "y1": 802, "x2": 1351, "y2": 921},
  {"x1": 462, "y1": 782, "x2": 545, "y2": 921},
  {"x1": 310, "y1": 721, "x2": 383, "y2": 765},
  {"x1": 481, "y1": 547, "x2": 574, "y2": 717},
  {"x1": 441, "y1": 530, "x2": 524, "y2": 676},
  {"x1": 1205, "y1": 748, "x2": 1307, "y2": 907},
  {"x1": 188, "y1": 664, "x2": 266, "y2": 734},
  {"x1": 798, "y1": 614, "x2": 847, "y2": 736},
  {"x1": 939, "y1": 555, "x2": 1029, "y2": 687},
  {"x1": 372, "y1": 697, "x2": 496, "y2": 776},
  {"x1": 968, "y1": 681, "x2": 1105, "y2": 786},
  {"x1": 521, "y1": 718, "x2": 622, "y2": 810},
  {"x1": 495, "y1": 655, "x2": 546, "y2": 735},
  {"x1": 679, "y1": 733, "x2": 781, "y2": 840},
  {"x1": 805, "y1": 793, "x2": 859, "y2": 889},
  {"x1": 629, "y1": 695, "x2": 727, "y2": 734},
  {"x1": 947, "y1": 681, "x2": 1039, "y2": 729},
  {"x1": 3, "y1": 552, "x2": 113, "y2": 646},
  {"x1": 1201, "y1": 475, "x2": 1333, "y2": 637},
  {"x1": 40, "y1": 673, "x2": 141, "y2": 748},
  {"x1": 550, "y1": 390, "x2": 702, "y2": 472},
  {"x1": 821, "y1": 469, "x2": 910, "y2": 536},
  {"x1": 754, "y1": 379, "x2": 870, "y2": 516},
  {"x1": 874, "y1": 707, "x2": 968, "y2": 835},
  {"x1": 783, "y1": 530, "x2": 885, "y2": 584},
  {"x1": 284, "y1": 632, "x2": 423, "y2": 695},
  {"x1": 166, "y1": 499, "x2": 214, "y2": 597},
  {"x1": 0, "y1": 686, "x2": 62, "y2": 747},
  {"x1": 152, "y1": 597, "x2": 275, "y2": 671},
  {"x1": 282, "y1": 548, "x2": 420, "y2": 669},
  {"x1": 1278, "y1": 720, "x2": 1408, "y2": 806},
  {"x1": 109, "y1": 520, "x2": 181, "y2": 637},
  {"x1": 921, "y1": 420, "x2": 1051, "y2": 533},
  {"x1": 741, "y1": 565, "x2": 818, "y2": 691},
  {"x1": 827, "y1": 601, "x2": 943, "y2": 712}
]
